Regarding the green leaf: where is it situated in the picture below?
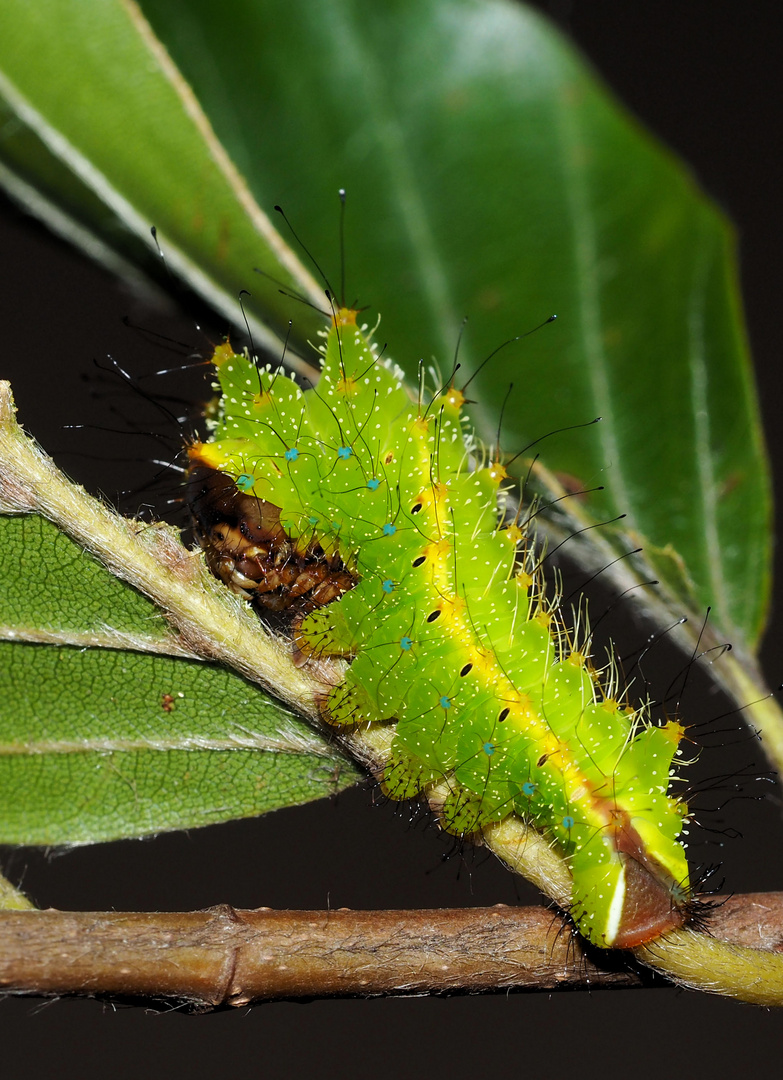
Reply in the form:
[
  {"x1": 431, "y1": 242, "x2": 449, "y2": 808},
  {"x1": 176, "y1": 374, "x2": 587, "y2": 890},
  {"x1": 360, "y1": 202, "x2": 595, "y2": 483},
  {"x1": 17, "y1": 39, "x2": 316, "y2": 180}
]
[
  {"x1": 0, "y1": 639, "x2": 353, "y2": 844},
  {"x1": 0, "y1": 0, "x2": 325, "y2": 362},
  {"x1": 0, "y1": 514, "x2": 177, "y2": 646}
]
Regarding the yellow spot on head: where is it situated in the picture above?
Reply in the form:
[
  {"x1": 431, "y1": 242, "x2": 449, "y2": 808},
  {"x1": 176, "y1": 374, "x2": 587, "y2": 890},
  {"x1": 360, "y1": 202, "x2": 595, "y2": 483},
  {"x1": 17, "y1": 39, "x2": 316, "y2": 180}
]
[{"x1": 488, "y1": 462, "x2": 508, "y2": 483}]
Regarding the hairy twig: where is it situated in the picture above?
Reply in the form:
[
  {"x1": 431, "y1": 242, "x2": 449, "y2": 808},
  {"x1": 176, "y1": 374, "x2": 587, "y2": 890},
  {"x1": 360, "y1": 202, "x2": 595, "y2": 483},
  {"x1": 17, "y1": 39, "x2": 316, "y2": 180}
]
[{"x1": 0, "y1": 894, "x2": 781, "y2": 1008}]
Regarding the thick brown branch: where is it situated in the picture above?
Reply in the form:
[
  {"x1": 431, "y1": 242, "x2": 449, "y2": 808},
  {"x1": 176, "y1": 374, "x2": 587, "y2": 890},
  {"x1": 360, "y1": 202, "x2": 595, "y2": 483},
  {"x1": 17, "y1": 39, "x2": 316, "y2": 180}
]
[{"x1": 1, "y1": 894, "x2": 782, "y2": 1008}]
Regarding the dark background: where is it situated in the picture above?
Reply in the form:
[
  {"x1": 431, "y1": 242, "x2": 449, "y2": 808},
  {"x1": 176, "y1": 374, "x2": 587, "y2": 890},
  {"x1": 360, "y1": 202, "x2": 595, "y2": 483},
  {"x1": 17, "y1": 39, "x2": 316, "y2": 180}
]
[{"x1": 2, "y1": 2, "x2": 783, "y2": 1075}]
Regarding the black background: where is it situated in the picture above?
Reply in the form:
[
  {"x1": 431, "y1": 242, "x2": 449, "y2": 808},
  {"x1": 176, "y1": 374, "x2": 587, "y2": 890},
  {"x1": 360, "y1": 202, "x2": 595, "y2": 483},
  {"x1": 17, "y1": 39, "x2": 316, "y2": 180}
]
[{"x1": 2, "y1": 2, "x2": 783, "y2": 1076}]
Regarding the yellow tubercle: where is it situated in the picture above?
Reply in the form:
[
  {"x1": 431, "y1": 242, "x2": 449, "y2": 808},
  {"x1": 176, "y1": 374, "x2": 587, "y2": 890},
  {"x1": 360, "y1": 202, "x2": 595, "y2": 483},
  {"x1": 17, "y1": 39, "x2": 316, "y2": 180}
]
[
  {"x1": 502, "y1": 523, "x2": 524, "y2": 546},
  {"x1": 336, "y1": 374, "x2": 360, "y2": 398},
  {"x1": 412, "y1": 414, "x2": 434, "y2": 436},
  {"x1": 211, "y1": 341, "x2": 237, "y2": 367},
  {"x1": 438, "y1": 594, "x2": 467, "y2": 625},
  {"x1": 413, "y1": 482, "x2": 449, "y2": 521},
  {"x1": 423, "y1": 536, "x2": 453, "y2": 568},
  {"x1": 469, "y1": 644, "x2": 498, "y2": 679},
  {"x1": 662, "y1": 719, "x2": 687, "y2": 745},
  {"x1": 515, "y1": 567, "x2": 534, "y2": 591},
  {"x1": 487, "y1": 462, "x2": 508, "y2": 484},
  {"x1": 444, "y1": 386, "x2": 465, "y2": 411},
  {"x1": 333, "y1": 307, "x2": 358, "y2": 327}
]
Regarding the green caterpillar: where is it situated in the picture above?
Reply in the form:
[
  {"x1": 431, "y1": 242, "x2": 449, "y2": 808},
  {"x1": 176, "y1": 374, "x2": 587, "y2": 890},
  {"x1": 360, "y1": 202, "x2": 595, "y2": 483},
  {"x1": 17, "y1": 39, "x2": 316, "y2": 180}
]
[{"x1": 186, "y1": 305, "x2": 691, "y2": 949}]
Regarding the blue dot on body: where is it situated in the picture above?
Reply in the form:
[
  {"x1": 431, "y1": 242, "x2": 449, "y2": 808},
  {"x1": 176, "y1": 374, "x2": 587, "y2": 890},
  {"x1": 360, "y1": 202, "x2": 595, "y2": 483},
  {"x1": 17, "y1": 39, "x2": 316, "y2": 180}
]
[
  {"x1": 562, "y1": 815, "x2": 575, "y2": 830},
  {"x1": 382, "y1": 580, "x2": 395, "y2": 594},
  {"x1": 236, "y1": 473, "x2": 254, "y2": 491},
  {"x1": 483, "y1": 742, "x2": 495, "y2": 756},
  {"x1": 367, "y1": 477, "x2": 380, "y2": 490},
  {"x1": 400, "y1": 636, "x2": 413, "y2": 651},
  {"x1": 285, "y1": 447, "x2": 299, "y2": 462},
  {"x1": 440, "y1": 696, "x2": 451, "y2": 709},
  {"x1": 337, "y1": 446, "x2": 353, "y2": 460},
  {"x1": 383, "y1": 523, "x2": 396, "y2": 536},
  {"x1": 522, "y1": 782, "x2": 536, "y2": 796}
]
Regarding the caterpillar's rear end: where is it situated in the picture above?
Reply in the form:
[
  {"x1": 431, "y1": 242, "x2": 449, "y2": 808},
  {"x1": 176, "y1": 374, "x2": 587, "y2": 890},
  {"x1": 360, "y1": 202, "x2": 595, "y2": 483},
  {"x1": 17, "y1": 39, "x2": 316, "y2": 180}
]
[{"x1": 186, "y1": 307, "x2": 692, "y2": 950}]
